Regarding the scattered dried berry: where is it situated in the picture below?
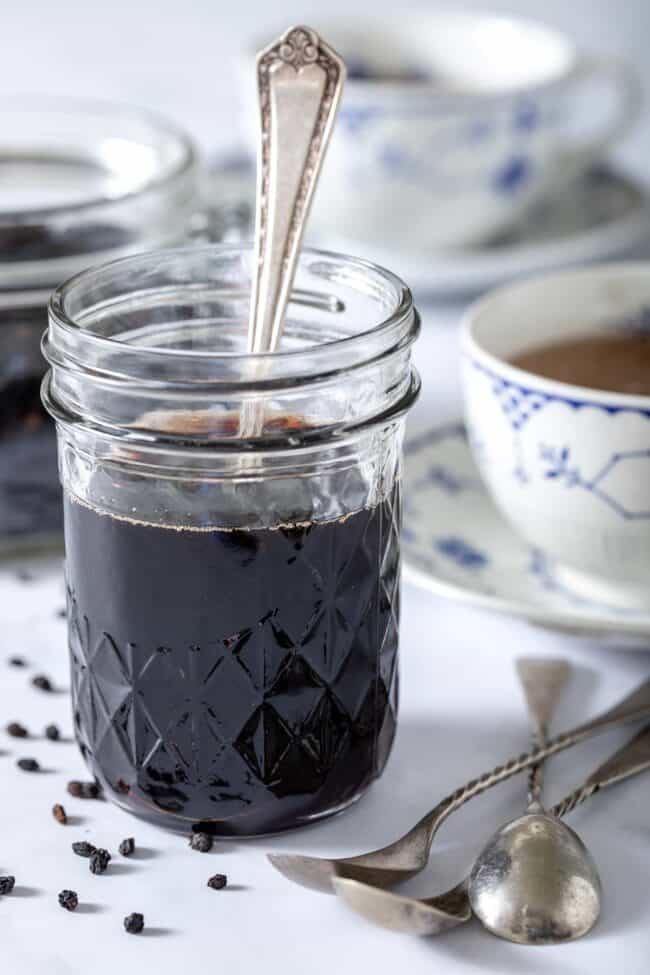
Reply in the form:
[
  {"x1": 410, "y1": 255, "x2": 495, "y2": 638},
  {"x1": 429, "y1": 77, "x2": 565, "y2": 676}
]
[
  {"x1": 6, "y1": 721, "x2": 28, "y2": 738},
  {"x1": 189, "y1": 832, "x2": 213, "y2": 853},
  {"x1": 0, "y1": 876, "x2": 15, "y2": 895},
  {"x1": 32, "y1": 674, "x2": 53, "y2": 692},
  {"x1": 58, "y1": 889, "x2": 78, "y2": 911},
  {"x1": 17, "y1": 757, "x2": 39, "y2": 772},
  {"x1": 8, "y1": 656, "x2": 27, "y2": 667},
  {"x1": 89, "y1": 849, "x2": 111, "y2": 875},
  {"x1": 67, "y1": 780, "x2": 101, "y2": 799},
  {"x1": 118, "y1": 838, "x2": 135, "y2": 857},
  {"x1": 72, "y1": 841, "x2": 96, "y2": 858},
  {"x1": 45, "y1": 724, "x2": 61, "y2": 741},
  {"x1": 207, "y1": 873, "x2": 227, "y2": 890},
  {"x1": 124, "y1": 912, "x2": 144, "y2": 934},
  {"x1": 52, "y1": 803, "x2": 67, "y2": 825}
]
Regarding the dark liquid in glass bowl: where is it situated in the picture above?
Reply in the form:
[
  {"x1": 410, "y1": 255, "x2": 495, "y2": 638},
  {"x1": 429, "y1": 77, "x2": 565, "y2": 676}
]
[
  {"x1": 64, "y1": 480, "x2": 401, "y2": 835},
  {"x1": 0, "y1": 224, "x2": 132, "y2": 545},
  {"x1": 0, "y1": 315, "x2": 61, "y2": 543}
]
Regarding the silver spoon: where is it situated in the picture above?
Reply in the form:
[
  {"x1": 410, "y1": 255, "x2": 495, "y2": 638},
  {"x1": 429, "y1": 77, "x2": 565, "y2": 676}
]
[
  {"x1": 515, "y1": 657, "x2": 571, "y2": 812},
  {"x1": 327, "y1": 657, "x2": 569, "y2": 935},
  {"x1": 334, "y1": 722, "x2": 650, "y2": 935},
  {"x1": 268, "y1": 676, "x2": 650, "y2": 893},
  {"x1": 468, "y1": 667, "x2": 624, "y2": 945},
  {"x1": 240, "y1": 25, "x2": 345, "y2": 438}
]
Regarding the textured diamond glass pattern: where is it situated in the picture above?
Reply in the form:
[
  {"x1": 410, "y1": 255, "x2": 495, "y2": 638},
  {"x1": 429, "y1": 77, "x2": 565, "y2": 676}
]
[{"x1": 65, "y1": 483, "x2": 401, "y2": 834}]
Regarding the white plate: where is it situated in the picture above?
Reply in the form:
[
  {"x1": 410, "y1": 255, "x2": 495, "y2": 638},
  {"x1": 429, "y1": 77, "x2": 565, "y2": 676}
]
[
  {"x1": 205, "y1": 160, "x2": 650, "y2": 297},
  {"x1": 403, "y1": 423, "x2": 650, "y2": 646}
]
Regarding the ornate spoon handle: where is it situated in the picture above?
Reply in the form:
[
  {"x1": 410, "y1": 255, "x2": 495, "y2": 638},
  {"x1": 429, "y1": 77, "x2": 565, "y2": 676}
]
[
  {"x1": 516, "y1": 657, "x2": 570, "y2": 808},
  {"x1": 248, "y1": 25, "x2": 345, "y2": 356},
  {"x1": 552, "y1": 721, "x2": 650, "y2": 818},
  {"x1": 406, "y1": 677, "x2": 650, "y2": 851}
]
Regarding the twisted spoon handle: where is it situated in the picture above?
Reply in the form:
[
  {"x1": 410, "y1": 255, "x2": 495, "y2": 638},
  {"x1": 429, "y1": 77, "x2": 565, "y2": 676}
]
[
  {"x1": 552, "y1": 782, "x2": 600, "y2": 818},
  {"x1": 516, "y1": 658, "x2": 570, "y2": 808},
  {"x1": 527, "y1": 730, "x2": 546, "y2": 807},
  {"x1": 411, "y1": 677, "x2": 650, "y2": 845},
  {"x1": 552, "y1": 721, "x2": 650, "y2": 818}
]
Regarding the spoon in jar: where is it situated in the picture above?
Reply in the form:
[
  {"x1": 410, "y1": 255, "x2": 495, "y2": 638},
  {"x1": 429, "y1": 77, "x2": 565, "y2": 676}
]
[
  {"x1": 268, "y1": 676, "x2": 650, "y2": 893},
  {"x1": 240, "y1": 25, "x2": 345, "y2": 438},
  {"x1": 334, "y1": 721, "x2": 650, "y2": 935}
]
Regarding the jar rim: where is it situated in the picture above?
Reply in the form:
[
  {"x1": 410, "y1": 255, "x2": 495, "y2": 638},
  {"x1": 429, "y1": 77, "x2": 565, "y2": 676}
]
[
  {"x1": 44, "y1": 243, "x2": 419, "y2": 451},
  {"x1": 48, "y1": 242, "x2": 415, "y2": 371},
  {"x1": 0, "y1": 94, "x2": 197, "y2": 224}
]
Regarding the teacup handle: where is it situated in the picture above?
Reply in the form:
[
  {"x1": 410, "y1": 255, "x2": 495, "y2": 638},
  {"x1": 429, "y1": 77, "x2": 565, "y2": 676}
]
[{"x1": 555, "y1": 55, "x2": 641, "y2": 179}]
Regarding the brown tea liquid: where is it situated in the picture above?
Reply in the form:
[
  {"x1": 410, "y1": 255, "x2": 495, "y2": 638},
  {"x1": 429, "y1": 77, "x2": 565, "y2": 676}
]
[{"x1": 511, "y1": 332, "x2": 650, "y2": 395}]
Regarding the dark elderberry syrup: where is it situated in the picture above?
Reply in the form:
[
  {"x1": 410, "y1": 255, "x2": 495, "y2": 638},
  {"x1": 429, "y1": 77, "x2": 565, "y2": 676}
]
[
  {"x1": 0, "y1": 318, "x2": 61, "y2": 540},
  {"x1": 64, "y1": 481, "x2": 401, "y2": 835},
  {"x1": 0, "y1": 224, "x2": 131, "y2": 542}
]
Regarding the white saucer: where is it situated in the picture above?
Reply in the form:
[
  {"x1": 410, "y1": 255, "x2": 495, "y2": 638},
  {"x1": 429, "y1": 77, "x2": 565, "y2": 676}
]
[
  {"x1": 204, "y1": 160, "x2": 650, "y2": 297},
  {"x1": 402, "y1": 423, "x2": 650, "y2": 647}
]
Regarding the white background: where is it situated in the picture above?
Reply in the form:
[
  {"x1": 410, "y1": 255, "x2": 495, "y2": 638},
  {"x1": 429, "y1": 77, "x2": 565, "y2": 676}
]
[{"x1": 1, "y1": 2, "x2": 650, "y2": 974}]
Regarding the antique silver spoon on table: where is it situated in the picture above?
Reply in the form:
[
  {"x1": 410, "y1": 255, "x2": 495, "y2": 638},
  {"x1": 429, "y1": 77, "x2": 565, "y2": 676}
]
[
  {"x1": 334, "y1": 658, "x2": 570, "y2": 933},
  {"x1": 467, "y1": 663, "x2": 600, "y2": 944},
  {"x1": 274, "y1": 655, "x2": 570, "y2": 933},
  {"x1": 334, "y1": 721, "x2": 650, "y2": 935},
  {"x1": 268, "y1": 675, "x2": 650, "y2": 892},
  {"x1": 330, "y1": 656, "x2": 570, "y2": 935},
  {"x1": 240, "y1": 24, "x2": 345, "y2": 438}
]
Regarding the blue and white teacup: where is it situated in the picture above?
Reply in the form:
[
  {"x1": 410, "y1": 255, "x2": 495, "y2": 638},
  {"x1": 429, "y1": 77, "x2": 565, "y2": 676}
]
[
  {"x1": 461, "y1": 264, "x2": 650, "y2": 610},
  {"x1": 287, "y1": 12, "x2": 640, "y2": 251}
]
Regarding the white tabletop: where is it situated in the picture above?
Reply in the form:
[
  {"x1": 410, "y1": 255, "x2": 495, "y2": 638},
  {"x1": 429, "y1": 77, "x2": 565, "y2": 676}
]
[{"x1": 2, "y1": 3, "x2": 650, "y2": 973}]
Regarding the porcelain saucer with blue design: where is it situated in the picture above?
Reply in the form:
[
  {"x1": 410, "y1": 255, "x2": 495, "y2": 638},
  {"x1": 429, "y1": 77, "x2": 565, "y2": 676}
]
[
  {"x1": 403, "y1": 423, "x2": 650, "y2": 648},
  {"x1": 201, "y1": 159, "x2": 650, "y2": 297}
]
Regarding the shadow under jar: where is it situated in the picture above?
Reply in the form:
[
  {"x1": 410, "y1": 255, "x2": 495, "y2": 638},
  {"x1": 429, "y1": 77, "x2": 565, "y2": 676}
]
[{"x1": 42, "y1": 245, "x2": 420, "y2": 835}]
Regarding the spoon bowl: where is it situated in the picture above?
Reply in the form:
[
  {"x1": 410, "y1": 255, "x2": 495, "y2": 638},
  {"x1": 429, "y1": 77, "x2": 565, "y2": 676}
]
[
  {"x1": 332, "y1": 877, "x2": 471, "y2": 935},
  {"x1": 468, "y1": 812, "x2": 602, "y2": 944},
  {"x1": 331, "y1": 722, "x2": 650, "y2": 935},
  {"x1": 268, "y1": 678, "x2": 650, "y2": 893}
]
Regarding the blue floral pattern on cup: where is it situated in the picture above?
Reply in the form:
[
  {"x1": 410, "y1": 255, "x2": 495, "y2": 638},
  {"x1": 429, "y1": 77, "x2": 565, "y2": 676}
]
[{"x1": 402, "y1": 423, "x2": 650, "y2": 630}]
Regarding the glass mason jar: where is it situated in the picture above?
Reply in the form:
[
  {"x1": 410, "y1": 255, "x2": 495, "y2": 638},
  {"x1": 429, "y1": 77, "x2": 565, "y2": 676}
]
[
  {"x1": 43, "y1": 244, "x2": 420, "y2": 835},
  {"x1": 0, "y1": 96, "x2": 198, "y2": 552}
]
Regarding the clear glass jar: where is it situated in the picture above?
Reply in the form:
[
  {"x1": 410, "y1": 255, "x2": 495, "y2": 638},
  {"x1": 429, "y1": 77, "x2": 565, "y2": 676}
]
[
  {"x1": 43, "y1": 244, "x2": 420, "y2": 835},
  {"x1": 0, "y1": 96, "x2": 198, "y2": 552}
]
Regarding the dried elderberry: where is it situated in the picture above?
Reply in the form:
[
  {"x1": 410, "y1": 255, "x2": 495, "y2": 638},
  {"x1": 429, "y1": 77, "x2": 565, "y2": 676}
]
[
  {"x1": 89, "y1": 849, "x2": 111, "y2": 874},
  {"x1": 58, "y1": 889, "x2": 78, "y2": 911},
  {"x1": 124, "y1": 912, "x2": 144, "y2": 934},
  {"x1": 67, "y1": 780, "x2": 101, "y2": 799},
  {"x1": 207, "y1": 873, "x2": 228, "y2": 890},
  {"x1": 45, "y1": 724, "x2": 61, "y2": 741},
  {"x1": 189, "y1": 832, "x2": 213, "y2": 853},
  {"x1": 118, "y1": 838, "x2": 135, "y2": 857},
  {"x1": 6, "y1": 721, "x2": 28, "y2": 738}
]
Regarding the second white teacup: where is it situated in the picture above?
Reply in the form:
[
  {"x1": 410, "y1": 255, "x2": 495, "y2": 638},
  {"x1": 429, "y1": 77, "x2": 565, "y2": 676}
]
[
  {"x1": 461, "y1": 263, "x2": 650, "y2": 611},
  {"x1": 285, "y1": 12, "x2": 640, "y2": 251}
]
